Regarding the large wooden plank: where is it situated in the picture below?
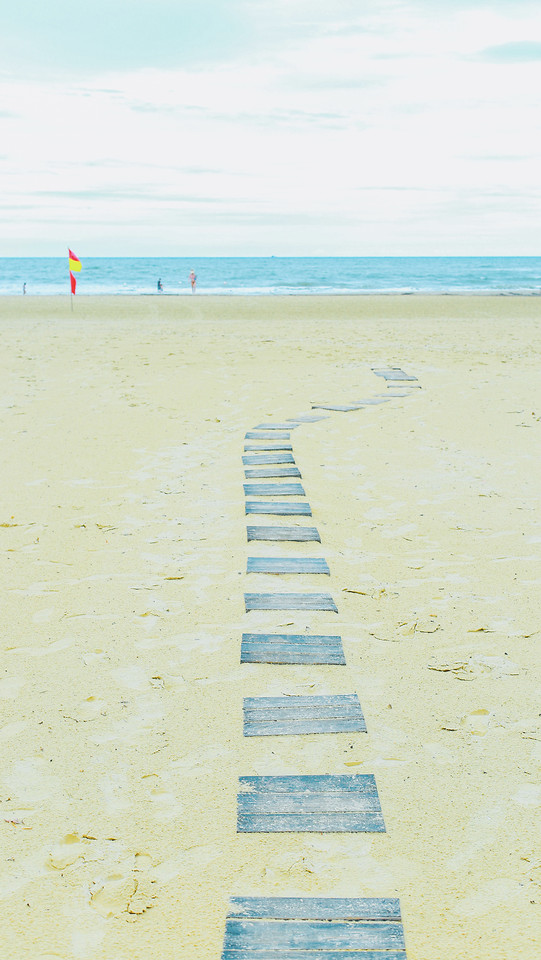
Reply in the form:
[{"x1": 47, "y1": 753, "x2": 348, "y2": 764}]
[
  {"x1": 227, "y1": 897, "x2": 401, "y2": 920},
  {"x1": 247, "y1": 557, "x2": 329, "y2": 574},
  {"x1": 244, "y1": 483, "x2": 305, "y2": 496},
  {"x1": 245, "y1": 467, "x2": 302, "y2": 479},
  {"x1": 247, "y1": 526, "x2": 320, "y2": 542},
  {"x1": 239, "y1": 774, "x2": 378, "y2": 793},
  {"x1": 245, "y1": 431, "x2": 291, "y2": 439},
  {"x1": 240, "y1": 634, "x2": 346, "y2": 665},
  {"x1": 237, "y1": 811, "x2": 386, "y2": 832},
  {"x1": 223, "y1": 951, "x2": 406, "y2": 960},
  {"x1": 244, "y1": 443, "x2": 294, "y2": 451},
  {"x1": 243, "y1": 453, "x2": 295, "y2": 465},
  {"x1": 245, "y1": 501, "x2": 311, "y2": 516},
  {"x1": 311, "y1": 403, "x2": 365, "y2": 412},
  {"x1": 245, "y1": 694, "x2": 360, "y2": 711},
  {"x1": 223, "y1": 948, "x2": 402, "y2": 958},
  {"x1": 244, "y1": 593, "x2": 338, "y2": 612},
  {"x1": 244, "y1": 718, "x2": 366, "y2": 736},
  {"x1": 241, "y1": 647, "x2": 345, "y2": 665},
  {"x1": 238, "y1": 793, "x2": 379, "y2": 813},
  {"x1": 224, "y1": 920, "x2": 403, "y2": 951}
]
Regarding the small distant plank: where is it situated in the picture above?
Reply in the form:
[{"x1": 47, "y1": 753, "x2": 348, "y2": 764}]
[
  {"x1": 244, "y1": 594, "x2": 338, "y2": 613},
  {"x1": 245, "y1": 467, "x2": 302, "y2": 479},
  {"x1": 243, "y1": 694, "x2": 366, "y2": 736},
  {"x1": 311, "y1": 403, "x2": 365, "y2": 412},
  {"x1": 352, "y1": 397, "x2": 391, "y2": 405},
  {"x1": 227, "y1": 897, "x2": 401, "y2": 920},
  {"x1": 247, "y1": 557, "x2": 329, "y2": 574},
  {"x1": 247, "y1": 526, "x2": 320, "y2": 542},
  {"x1": 373, "y1": 369, "x2": 418, "y2": 381},
  {"x1": 246, "y1": 501, "x2": 311, "y2": 516},
  {"x1": 244, "y1": 443, "x2": 294, "y2": 451},
  {"x1": 287, "y1": 413, "x2": 330, "y2": 423},
  {"x1": 237, "y1": 774, "x2": 385, "y2": 832},
  {"x1": 245, "y1": 431, "x2": 291, "y2": 440},
  {"x1": 254, "y1": 423, "x2": 299, "y2": 430},
  {"x1": 243, "y1": 483, "x2": 305, "y2": 496},
  {"x1": 241, "y1": 632, "x2": 345, "y2": 664},
  {"x1": 243, "y1": 453, "x2": 295, "y2": 465}
]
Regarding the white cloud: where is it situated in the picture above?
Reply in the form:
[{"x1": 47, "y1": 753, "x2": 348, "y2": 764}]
[{"x1": 1, "y1": 1, "x2": 540, "y2": 253}]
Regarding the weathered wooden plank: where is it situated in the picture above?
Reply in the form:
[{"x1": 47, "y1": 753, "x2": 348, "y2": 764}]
[
  {"x1": 244, "y1": 696, "x2": 363, "y2": 719},
  {"x1": 311, "y1": 403, "x2": 365, "y2": 411},
  {"x1": 247, "y1": 526, "x2": 320, "y2": 542},
  {"x1": 244, "y1": 593, "x2": 338, "y2": 612},
  {"x1": 237, "y1": 811, "x2": 386, "y2": 832},
  {"x1": 244, "y1": 718, "x2": 366, "y2": 736},
  {"x1": 241, "y1": 648, "x2": 345, "y2": 665},
  {"x1": 245, "y1": 501, "x2": 311, "y2": 516},
  {"x1": 244, "y1": 483, "x2": 305, "y2": 496},
  {"x1": 244, "y1": 467, "x2": 302, "y2": 479},
  {"x1": 227, "y1": 897, "x2": 401, "y2": 920},
  {"x1": 239, "y1": 774, "x2": 378, "y2": 793},
  {"x1": 244, "y1": 694, "x2": 359, "y2": 710},
  {"x1": 238, "y1": 792, "x2": 379, "y2": 813},
  {"x1": 247, "y1": 557, "x2": 329, "y2": 574},
  {"x1": 352, "y1": 397, "x2": 391, "y2": 405},
  {"x1": 242, "y1": 633, "x2": 341, "y2": 645},
  {"x1": 244, "y1": 443, "x2": 294, "y2": 451},
  {"x1": 245, "y1": 431, "x2": 291, "y2": 439},
  {"x1": 222, "y1": 951, "x2": 407, "y2": 960},
  {"x1": 243, "y1": 453, "x2": 295, "y2": 465},
  {"x1": 254, "y1": 423, "x2": 299, "y2": 430},
  {"x1": 222, "y1": 952, "x2": 406, "y2": 960},
  {"x1": 224, "y1": 919, "x2": 402, "y2": 950}
]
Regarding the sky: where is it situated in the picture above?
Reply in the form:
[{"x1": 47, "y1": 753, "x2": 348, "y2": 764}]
[{"x1": 0, "y1": 0, "x2": 540, "y2": 256}]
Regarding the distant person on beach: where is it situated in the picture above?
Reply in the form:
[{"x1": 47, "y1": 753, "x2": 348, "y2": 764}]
[
  {"x1": 23, "y1": 283, "x2": 26, "y2": 295},
  {"x1": 157, "y1": 278, "x2": 163, "y2": 292},
  {"x1": 189, "y1": 270, "x2": 196, "y2": 293}
]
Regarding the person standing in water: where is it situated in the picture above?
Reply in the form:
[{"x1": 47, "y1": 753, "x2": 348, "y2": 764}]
[
  {"x1": 157, "y1": 278, "x2": 163, "y2": 292},
  {"x1": 189, "y1": 269, "x2": 196, "y2": 293}
]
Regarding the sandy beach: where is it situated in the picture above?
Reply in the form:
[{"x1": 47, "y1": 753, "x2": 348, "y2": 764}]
[{"x1": 1, "y1": 294, "x2": 540, "y2": 959}]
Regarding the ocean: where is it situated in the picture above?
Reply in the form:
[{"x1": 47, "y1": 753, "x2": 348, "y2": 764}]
[{"x1": 1, "y1": 257, "x2": 541, "y2": 296}]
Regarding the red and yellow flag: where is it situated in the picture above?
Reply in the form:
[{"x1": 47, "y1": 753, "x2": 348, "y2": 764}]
[{"x1": 68, "y1": 248, "x2": 82, "y2": 294}]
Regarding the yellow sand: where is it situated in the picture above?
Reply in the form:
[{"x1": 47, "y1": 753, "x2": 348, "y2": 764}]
[{"x1": 0, "y1": 295, "x2": 539, "y2": 960}]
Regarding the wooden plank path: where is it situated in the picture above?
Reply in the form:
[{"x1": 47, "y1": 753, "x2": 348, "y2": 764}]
[
  {"x1": 244, "y1": 467, "x2": 302, "y2": 479},
  {"x1": 245, "y1": 593, "x2": 338, "y2": 612},
  {"x1": 241, "y1": 633, "x2": 345, "y2": 664},
  {"x1": 247, "y1": 557, "x2": 329, "y2": 574},
  {"x1": 245, "y1": 501, "x2": 311, "y2": 516},
  {"x1": 237, "y1": 774, "x2": 385, "y2": 832},
  {"x1": 222, "y1": 897, "x2": 405, "y2": 958},
  {"x1": 243, "y1": 483, "x2": 305, "y2": 496},
  {"x1": 247, "y1": 525, "x2": 321, "y2": 542},
  {"x1": 243, "y1": 694, "x2": 366, "y2": 736},
  {"x1": 243, "y1": 453, "x2": 295, "y2": 465}
]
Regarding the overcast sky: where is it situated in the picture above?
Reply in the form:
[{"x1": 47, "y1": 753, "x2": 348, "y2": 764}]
[{"x1": 1, "y1": 0, "x2": 540, "y2": 256}]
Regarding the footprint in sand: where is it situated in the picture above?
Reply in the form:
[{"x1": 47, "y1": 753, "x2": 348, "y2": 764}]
[
  {"x1": 47, "y1": 833, "x2": 86, "y2": 871},
  {"x1": 89, "y1": 852, "x2": 158, "y2": 918},
  {"x1": 460, "y1": 708, "x2": 492, "y2": 736}
]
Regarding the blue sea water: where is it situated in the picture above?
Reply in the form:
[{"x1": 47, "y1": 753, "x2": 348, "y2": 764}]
[{"x1": 1, "y1": 257, "x2": 541, "y2": 296}]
